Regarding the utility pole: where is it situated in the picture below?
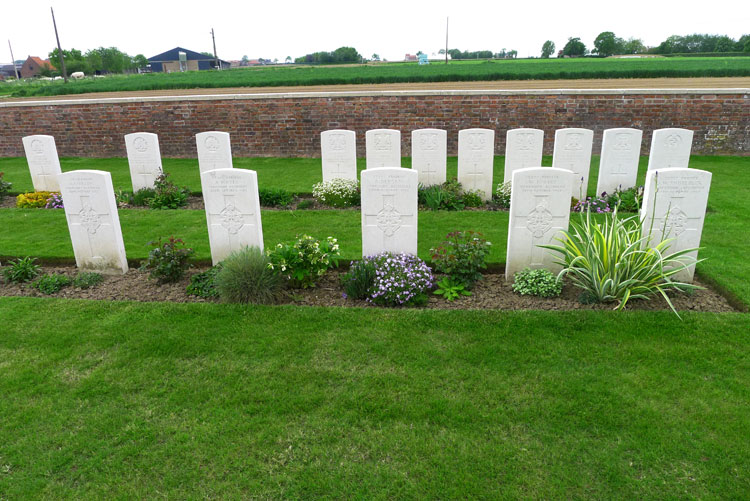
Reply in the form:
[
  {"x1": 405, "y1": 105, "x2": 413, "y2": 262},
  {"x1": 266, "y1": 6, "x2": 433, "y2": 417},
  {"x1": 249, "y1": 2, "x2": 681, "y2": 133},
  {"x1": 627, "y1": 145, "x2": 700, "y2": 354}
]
[
  {"x1": 211, "y1": 28, "x2": 220, "y2": 70},
  {"x1": 7, "y1": 40, "x2": 20, "y2": 79},
  {"x1": 51, "y1": 7, "x2": 68, "y2": 83},
  {"x1": 445, "y1": 17, "x2": 449, "y2": 64}
]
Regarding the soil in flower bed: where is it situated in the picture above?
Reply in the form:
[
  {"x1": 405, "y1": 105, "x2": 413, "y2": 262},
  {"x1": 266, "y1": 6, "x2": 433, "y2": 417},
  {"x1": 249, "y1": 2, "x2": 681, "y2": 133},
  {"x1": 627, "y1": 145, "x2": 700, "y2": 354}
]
[{"x1": 0, "y1": 266, "x2": 738, "y2": 313}]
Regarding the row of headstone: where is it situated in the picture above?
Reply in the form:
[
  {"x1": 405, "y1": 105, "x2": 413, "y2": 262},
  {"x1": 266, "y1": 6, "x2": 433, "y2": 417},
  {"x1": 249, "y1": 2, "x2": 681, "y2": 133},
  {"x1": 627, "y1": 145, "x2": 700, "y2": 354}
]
[
  {"x1": 503, "y1": 165, "x2": 710, "y2": 282},
  {"x1": 321, "y1": 127, "x2": 693, "y2": 200},
  {"x1": 323, "y1": 128, "x2": 496, "y2": 200},
  {"x1": 35, "y1": 162, "x2": 712, "y2": 286}
]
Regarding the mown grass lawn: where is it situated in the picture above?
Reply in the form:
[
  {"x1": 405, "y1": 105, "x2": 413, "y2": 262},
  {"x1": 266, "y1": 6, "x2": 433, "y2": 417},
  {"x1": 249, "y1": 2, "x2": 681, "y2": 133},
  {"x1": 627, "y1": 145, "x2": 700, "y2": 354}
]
[{"x1": 0, "y1": 154, "x2": 749, "y2": 498}]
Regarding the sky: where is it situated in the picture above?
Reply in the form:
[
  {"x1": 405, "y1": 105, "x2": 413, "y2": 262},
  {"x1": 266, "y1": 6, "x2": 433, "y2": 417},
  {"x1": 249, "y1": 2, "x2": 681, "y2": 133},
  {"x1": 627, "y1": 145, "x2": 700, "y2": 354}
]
[{"x1": 2, "y1": 0, "x2": 748, "y2": 64}]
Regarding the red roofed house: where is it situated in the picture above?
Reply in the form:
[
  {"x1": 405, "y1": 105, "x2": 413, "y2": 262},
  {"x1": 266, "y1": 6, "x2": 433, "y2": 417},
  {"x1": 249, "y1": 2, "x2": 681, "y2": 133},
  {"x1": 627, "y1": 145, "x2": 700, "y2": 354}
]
[{"x1": 20, "y1": 56, "x2": 51, "y2": 78}]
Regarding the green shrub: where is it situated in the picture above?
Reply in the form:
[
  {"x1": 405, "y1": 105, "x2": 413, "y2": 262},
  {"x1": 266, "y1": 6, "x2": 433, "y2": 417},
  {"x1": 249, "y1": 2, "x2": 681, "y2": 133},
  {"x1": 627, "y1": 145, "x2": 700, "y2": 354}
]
[
  {"x1": 140, "y1": 236, "x2": 194, "y2": 283},
  {"x1": 267, "y1": 234, "x2": 340, "y2": 288},
  {"x1": 215, "y1": 247, "x2": 283, "y2": 304},
  {"x1": 73, "y1": 272, "x2": 104, "y2": 289},
  {"x1": 296, "y1": 199, "x2": 315, "y2": 210},
  {"x1": 512, "y1": 268, "x2": 562, "y2": 297},
  {"x1": 147, "y1": 173, "x2": 190, "y2": 209},
  {"x1": 494, "y1": 181, "x2": 511, "y2": 209},
  {"x1": 0, "y1": 172, "x2": 12, "y2": 199},
  {"x1": 131, "y1": 188, "x2": 157, "y2": 207},
  {"x1": 430, "y1": 231, "x2": 492, "y2": 287},
  {"x1": 419, "y1": 179, "x2": 466, "y2": 211},
  {"x1": 16, "y1": 191, "x2": 56, "y2": 208},
  {"x1": 461, "y1": 190, "x2": 485, "y2": 208},
  {"x1": 543, "y1": 207, "x2": 701, "y2": 315},
  {"x1": 2, "y1": 256, "x2": 41, "y2": 283},
  {"x1": 186, "y1": 266, "x2": 222, "y2": 298},
  {"x1": 340, "y1": 259, "x2": 376, "y2": 300},
  {"x1": 604, "y1": 185, "x2": 644, "y2": 212},
  {"x1": 312, "y1": 178, "x2": 360, "y2": 207},
  {"x1": 259, "y1": 187, "x2": 294, "y2": 208},
  {"x1": 32, "y1": 273, "x2": 72, "y2": 295}
]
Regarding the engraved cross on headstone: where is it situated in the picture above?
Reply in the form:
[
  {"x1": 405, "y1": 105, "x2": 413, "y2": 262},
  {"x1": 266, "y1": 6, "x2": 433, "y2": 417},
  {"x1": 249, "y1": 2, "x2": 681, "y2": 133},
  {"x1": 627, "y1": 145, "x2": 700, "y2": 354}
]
[
  {"x1": 207, "y1": 194, "x2": 256, "y2": 248},
  {"x1": 67, "y1": 195, "x2": 108, "y2": 263},
  {"x1": 363, "y1": 194, "x2": 415, "y2": 250},
  {"x1": 513, "y1": 196, "x2": 568, "y2": 266}
]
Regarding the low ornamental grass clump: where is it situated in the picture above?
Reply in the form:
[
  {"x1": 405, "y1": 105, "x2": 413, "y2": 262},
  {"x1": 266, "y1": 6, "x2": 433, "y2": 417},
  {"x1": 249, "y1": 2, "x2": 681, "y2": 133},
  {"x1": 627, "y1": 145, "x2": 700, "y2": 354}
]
[
  {"x1": 543, "y1": 206, "x2": 701, "y2": 315},
  {"x1": 312, "y1": 178, "x2": 360, "y2": 208},
  {"x1": 259, "y1": 187, "x2": 294, "y2": 208},
  {"x1": 214, "y1": 247, "x2": 283, "y2": 304},
  {"x1": 2, "y1": 256, "x2": 41, "y2": 283}
]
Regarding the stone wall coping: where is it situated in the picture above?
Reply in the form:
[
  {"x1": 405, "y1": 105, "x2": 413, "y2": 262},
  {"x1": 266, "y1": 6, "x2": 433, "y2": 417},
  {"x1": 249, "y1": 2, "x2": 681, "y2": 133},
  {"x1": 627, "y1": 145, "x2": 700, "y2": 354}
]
[{"x1": 1, "y1": 87, "x2": 748, "y2": 108}]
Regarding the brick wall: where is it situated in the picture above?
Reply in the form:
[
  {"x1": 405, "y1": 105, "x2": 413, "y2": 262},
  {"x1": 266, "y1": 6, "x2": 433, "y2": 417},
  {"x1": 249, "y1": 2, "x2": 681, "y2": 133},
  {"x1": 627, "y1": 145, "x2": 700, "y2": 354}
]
[{"x1": 1, "y1": 90, "x2": 747, "y2": 157}]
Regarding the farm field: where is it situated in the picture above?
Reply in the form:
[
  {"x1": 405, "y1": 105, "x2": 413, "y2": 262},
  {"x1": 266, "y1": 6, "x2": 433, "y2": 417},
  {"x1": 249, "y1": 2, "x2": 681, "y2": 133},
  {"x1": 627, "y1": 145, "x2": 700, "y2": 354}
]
[
  {"x1": 2, "y1": 56, "x2": 749, "y2": 98},
  {"x1": 1, "y1": 154, "x2": 749, "y2": 497}
]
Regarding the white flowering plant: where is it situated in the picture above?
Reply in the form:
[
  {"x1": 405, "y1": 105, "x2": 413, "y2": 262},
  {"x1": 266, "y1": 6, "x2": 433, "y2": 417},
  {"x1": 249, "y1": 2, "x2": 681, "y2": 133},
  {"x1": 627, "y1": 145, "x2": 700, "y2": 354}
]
[
  {"x1": 267, "y1": 234, "x2": 340, "y2": 288},
  {"x1": 312, "y1": 178, "x2": 360, "y2": 208}
]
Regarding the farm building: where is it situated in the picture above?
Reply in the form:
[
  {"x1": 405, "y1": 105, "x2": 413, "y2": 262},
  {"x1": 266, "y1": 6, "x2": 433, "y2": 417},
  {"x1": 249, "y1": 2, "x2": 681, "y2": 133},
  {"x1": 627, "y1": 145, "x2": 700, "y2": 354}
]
[
  {"x1": 20, "y1": 56, "x2": 51, "y2": 78},
  {"x1": 147, "y1": 47, "x2": 230, "y2": 72}
]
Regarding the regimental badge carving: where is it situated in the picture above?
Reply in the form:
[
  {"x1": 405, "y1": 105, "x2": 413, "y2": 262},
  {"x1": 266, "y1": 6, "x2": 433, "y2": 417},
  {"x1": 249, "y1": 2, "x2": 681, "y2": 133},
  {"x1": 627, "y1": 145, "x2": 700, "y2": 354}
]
[
  {"x1": 79, "y1": 205, "x2": 102, "y2": 234},
  {"x1": 468, "y1": 133, "x2": 486, "y2": 150},
  {"x1": 419, "y1": 133, "x2": 438, "y2": 151},
  {"x1": 526, "y1": 200, "x2": 553, "y2": 238},
  {"x1": 664, "y1": 206, "x2": 687, "y2": 237},
  {"x1": 614, "y1": 133, "x2": 631, "y2": 150},
  {"x1": 205, "y1": 135, "x2": 220, "y2": 152},
  {"x1": 374, "y1": 133, "x2": 391, "y2": 150},
  {"x1": 665, "y1": 134, "x2": 682, "y2": 149},
  {"x1": 376, "y1": 201, "x2": 402, "y2": 237},
  {"x1": 328, "y1": 134, "x2": 346, "y2": 151},
  {"x1": 516, "y1": 133, "x2": 534, "y2": 151},
  {"x1": 564, "y1": 133, "x2": 584, "y2": 150},
  {"x1": 220, "y1": 202, "x2": 244, "y2": 234},
  {"x1": 134, "y1": 137, "x2": 148, "y2": 152},
  {"x1": 31, "y1": 139, "x2": 44, "y2": 156}
]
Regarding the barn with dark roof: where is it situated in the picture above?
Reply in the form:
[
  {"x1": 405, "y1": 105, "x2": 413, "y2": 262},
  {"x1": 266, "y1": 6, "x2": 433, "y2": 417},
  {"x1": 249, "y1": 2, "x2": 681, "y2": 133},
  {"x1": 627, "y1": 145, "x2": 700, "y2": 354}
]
[{"x1": 147, "y1": 47, "x2": 230, "y2": 72}]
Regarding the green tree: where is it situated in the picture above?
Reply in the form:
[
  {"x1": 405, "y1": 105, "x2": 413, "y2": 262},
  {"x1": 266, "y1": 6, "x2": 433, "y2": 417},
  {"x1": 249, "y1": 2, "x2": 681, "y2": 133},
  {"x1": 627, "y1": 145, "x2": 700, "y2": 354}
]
[
  {"x1": 541, "y1": 40, "x2": 555, "y2": 58},
  {"x1": 48, "y1": 48, "x2": 89, "y2": 73},
  {"x1": 622, "y1": 37, "x2": 646, "y2": 54},
  {"x1": 371, "y1": 53, "x2": 380, "y2": 61},
  {"x1": 241, "y1": 55, "x2": 249, "y2": 63},
  {"x1": 593, "y1": 31, "x2": 624, "y2": 56},
  {"x1": 133, "y1": 54, "x2": 148, "y2": 69},
  {"x1": 285, "y1": 56, "x2": 292, "y2": 63},
  {"x1": 562, "y1": 37, "x2": 587, "y2": 57}
]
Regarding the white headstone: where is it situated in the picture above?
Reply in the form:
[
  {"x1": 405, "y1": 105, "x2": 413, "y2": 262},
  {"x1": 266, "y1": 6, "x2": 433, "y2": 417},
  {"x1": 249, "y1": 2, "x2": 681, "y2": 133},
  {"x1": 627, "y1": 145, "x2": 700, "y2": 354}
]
[
  {"x1": 640, "y1": 167, "x2": 711, "y2": 282},
  {"x1": 360, "y1": 167, "x2": 418, "y2": 256},
  {"x1": 320, "y1": 130, "x2": 357, "y2": 182},
  {"x1": 22, "y1": 135, "x2": 62, "y2": 192},
  {"x1": 552, "y1": 128, "x2": 594, "y2": 199},
  {"x1": 201, "y1": 168, "x2": 264, "y2": 266},
  {"x1": 196, "y1": 131, "x2": 233, "y2": 173},
  {"x1": 646, "y1": 128, "x2": 693, "y2": 171},
  {"x1": 596, "y1": 128, "x2": 643, "y2": 196},
  {"x1": 504, "y1": 128, "x2": 544, "y2": 183},
  {"x1": 58, "y1": 170, "x2": 128, "y2": 275},
  {"x1": 412, "y1": 129, "x2": 447, "y2": 187},
  {"x1": 125, "y1": 132, "x2": 163, "y2": 192},
  {"x1": 457, "y1": 128, "x2": 495, "y2": 201},
  {"x1": 505, "y1": 167, "x2": 573, "y2": 279},
  {"x1": 365, "y1": 129, "x2": 401, "y2": 169}
]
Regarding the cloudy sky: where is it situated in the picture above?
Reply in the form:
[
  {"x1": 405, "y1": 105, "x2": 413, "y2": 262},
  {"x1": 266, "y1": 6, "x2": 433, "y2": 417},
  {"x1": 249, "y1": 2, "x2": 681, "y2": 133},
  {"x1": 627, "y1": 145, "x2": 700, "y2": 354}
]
[{"x1": 2, "y1": 0, "x2": 748, "y2": 63}]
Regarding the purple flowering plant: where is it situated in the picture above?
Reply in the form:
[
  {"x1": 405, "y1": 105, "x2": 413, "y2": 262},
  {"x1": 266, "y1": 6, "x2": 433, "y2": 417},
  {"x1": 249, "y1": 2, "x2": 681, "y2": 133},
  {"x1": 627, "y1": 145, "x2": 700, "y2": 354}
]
[
  {"x1": 572, "y1": 196, "x2": 610, "y2": 214},
  {"x1": 45, "y1": 192, "x2": 64, "y2": 209},
  {"x1": 362, "y1": 252, "x2": 434, "y2": 306}
]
